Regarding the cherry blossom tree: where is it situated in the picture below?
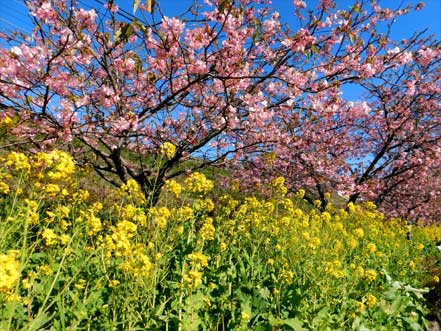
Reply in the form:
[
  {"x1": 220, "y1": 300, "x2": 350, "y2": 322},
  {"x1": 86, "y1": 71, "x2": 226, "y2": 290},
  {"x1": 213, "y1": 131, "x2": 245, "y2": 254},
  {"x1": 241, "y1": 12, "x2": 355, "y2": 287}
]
[
  {"x1": 235, "y1": 1, "x2": 440, "y2": 221},
  {"x1": 0, "y1": 0, "x2": 439, "y2": 215},
  {"x1": 1, "y1": 0, "x2": 291, "y2": 203}
]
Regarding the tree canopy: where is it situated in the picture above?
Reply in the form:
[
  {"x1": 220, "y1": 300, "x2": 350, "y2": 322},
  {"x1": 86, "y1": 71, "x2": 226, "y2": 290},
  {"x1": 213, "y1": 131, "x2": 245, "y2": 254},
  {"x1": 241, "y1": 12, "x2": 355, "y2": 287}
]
[{"x1": 0, "y1": 0, "x2": 439, "y2": 220}]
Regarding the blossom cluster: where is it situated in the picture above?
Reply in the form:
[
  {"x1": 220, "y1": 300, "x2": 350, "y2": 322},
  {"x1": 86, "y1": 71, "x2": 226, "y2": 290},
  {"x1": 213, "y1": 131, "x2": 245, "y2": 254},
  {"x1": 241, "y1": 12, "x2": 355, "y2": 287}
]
[{"x1": 0, "y1": 250, "x2": 20, "y2": 295}]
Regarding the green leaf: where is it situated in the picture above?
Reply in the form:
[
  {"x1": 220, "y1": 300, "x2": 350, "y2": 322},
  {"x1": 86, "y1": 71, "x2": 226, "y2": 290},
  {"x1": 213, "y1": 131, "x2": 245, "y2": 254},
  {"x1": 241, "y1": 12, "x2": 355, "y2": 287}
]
[
  {"x1": 403, "y1": 285, "x2": 430, "y2": 299},
  {"x1": 114, "y1": 23, "x2": 133, "y2": 46},
  {"x1": 28, "y1": 312, "x2": 55, "y2": 331},
  {"x1": 133, "y1": 0, "x2": 141, "y2": 14},
  {"x1": 282, "y1": 317, "x2": 308, "y2": 330},
  {"x1": 56, "y1": 296, "x2": 66, "y2": 330},
  {"x1": 132, "y1": 18, "x2": 147, "y2": 35},
  {"x1": 403, "y1": 317, "x2": 425, "y2": 330},
  {"x1": 258, "y1": 286, "x2": 271, "y2": 300},
  {"x1": 145, "y1": 0, "x2": 155, "y2": 13},
  {"x1": 252, "y1": 18, "x2": 262, "y2": 43},
  {"x1": 353, "y1": 4, "x2": 361, "y2": 13},
  {"x1": 31, "y1": 252, "x2": 47, "y2": 260},
  {"x1": 219, "y1": 0, "x2": 232, "y2": 13},
  {"x1": 312, "y1": 307, "x2": 328, "y2": 327}
]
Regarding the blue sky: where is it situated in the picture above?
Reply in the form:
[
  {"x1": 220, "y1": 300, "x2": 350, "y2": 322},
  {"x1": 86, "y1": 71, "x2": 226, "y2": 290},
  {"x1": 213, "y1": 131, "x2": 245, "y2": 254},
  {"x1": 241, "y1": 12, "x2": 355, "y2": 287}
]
[{"x1": 273, "y1": 0, "x2": 441, "y2": 39}]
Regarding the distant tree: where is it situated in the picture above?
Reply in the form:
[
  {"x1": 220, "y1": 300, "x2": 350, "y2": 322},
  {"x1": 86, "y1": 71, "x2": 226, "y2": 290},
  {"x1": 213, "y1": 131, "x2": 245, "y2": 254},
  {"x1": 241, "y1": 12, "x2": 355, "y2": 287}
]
[{"x1": 0, "y1": 0, "x2": 439, "y2": 216}]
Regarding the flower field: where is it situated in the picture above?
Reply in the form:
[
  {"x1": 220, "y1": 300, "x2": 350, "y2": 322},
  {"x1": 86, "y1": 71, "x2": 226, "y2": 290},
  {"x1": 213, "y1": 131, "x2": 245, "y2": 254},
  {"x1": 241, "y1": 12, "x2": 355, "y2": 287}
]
[{"x1": 0, "y1": 150, "x2": 440, "y2": 330}]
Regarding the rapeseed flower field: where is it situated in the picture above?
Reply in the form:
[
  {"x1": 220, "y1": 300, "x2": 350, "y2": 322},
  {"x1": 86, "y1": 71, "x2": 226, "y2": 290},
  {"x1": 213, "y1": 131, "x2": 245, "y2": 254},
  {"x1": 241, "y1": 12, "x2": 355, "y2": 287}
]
[{"x1": 0, "y1": 150, "x2": 440, "y2": 330}]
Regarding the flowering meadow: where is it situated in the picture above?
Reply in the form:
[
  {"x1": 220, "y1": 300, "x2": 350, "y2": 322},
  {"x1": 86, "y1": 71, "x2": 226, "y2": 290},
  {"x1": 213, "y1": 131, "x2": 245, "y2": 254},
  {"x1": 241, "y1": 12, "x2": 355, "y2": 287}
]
[{"x1": 0, "y1": 149, "x2": 440, "y2": 330}]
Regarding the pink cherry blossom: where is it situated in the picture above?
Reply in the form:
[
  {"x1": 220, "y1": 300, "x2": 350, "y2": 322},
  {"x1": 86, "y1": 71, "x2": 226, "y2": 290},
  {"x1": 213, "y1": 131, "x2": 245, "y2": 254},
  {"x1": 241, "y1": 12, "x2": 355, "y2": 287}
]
[{"x1": 0, "y1": 0, "x2": 438, "y2": 217}]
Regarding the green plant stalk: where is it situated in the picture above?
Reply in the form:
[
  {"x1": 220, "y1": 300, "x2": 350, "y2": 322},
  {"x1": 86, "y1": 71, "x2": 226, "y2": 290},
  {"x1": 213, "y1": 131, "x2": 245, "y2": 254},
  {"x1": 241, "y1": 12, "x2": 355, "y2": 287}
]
[
  {"x1": 178, "y1": 265, "x2": 185, "y2": 331},
  {"x1": 6, "y1": 173, "x2": 28, "y2": 331}
]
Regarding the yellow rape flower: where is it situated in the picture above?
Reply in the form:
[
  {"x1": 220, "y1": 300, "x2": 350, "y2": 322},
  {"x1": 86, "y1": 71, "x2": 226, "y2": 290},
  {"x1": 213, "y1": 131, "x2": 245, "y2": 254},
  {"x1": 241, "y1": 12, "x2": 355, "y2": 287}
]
[
  {"x1": 280, "y1": 269, "x2": 295, "y2": 284},
  {"x1": 278, "y1": 216, "x2": 291, "y2": 227},
  {"x1": 271, "y1": 176, "x2": 288, "y2": 195},
  {"x1": 33, "y1": 151, "x2": 53, "y2": 168},
  {"x1": 366, "y1": 243, "x2": 377, "y2": 254},
  {"x1": 116, "y1": 220, "x2": 137, "y2": 235},
  {"x1": 281, "y1": 198, "x2": 293, "y2": 211},
  {"x1": 334, "y1": 240, "x2": 344, "y2": 252},
  {"x1": 356, "y1": 301, "x2": 366, "y2": 312},
  {"x1": 296, "y1": 189, "x2": 305, "y2": 199},
  {"x1": 364, "y1": 269, "x2": 377, "y2": 283},
  {"x1": 200, "y1": 218, "x2": 215, "y2": 240},
  {"x1": 0, "y1": 181, "x2": 9, "y2": 194},
  {"x1": 41, "y1": 228, "x2": 58, "y2": 246},
  {"x1": 309, "y1": 237, "x2": 321, "y2": 249},
  {"x1": 120, "y1": 179, "x2": 146, "y2": 203},
  {"x1": 193, "y1": 198, "x2": 215, "y2": 212},
  {"x1": 355, "y1": 266, "x2": 365, "y2": 277},
  {"x1": 24, "y1": 199, "x2": 39, "y2": 224},
  {"x1": 333, "y1": 270, "x2": 345, "y2": 279},
  {"x1": 150, "y1": 206, "x2": 170, "y2": 229},
  {"x1": 164, "y1": 179, "x2": 182, "y2": 198},
  {"x1": 313, "y1": 199, "x2": 322, "y2": 208},
  {"x1": 347, "y1": 202, "x2": 356, "y2": 213},
  {"x1": 46, "y1": 150, "x2": 75, "y2": 180},
  {"x1": 121, "y1": 179, "x2": 139, "y2": 194},
  {"x1": 348, "y1": 238, "x2": 358, "y2": 249},
  {"x1": 160, "y1": 142, "x2": 176, "y2": 159},
  {"x1": 185, "y1": 172, "x2": 213, "y2": 195},
  {"x1": 0, "y1": 250, "x2": 20, "y2": 294},
  {"x1": 365, "y1": 294, "x2": 377, "y2": 308},
  {"x1": 39, "y1": 264, "x2": 52, "y2": 276},
  {"x1": 301, "y1": 231, "x2": 310, "y2": 240},
  {"x1": 72, "y1": 189, "x2": 90, "y2": 203},
  {"x1": 129, "y1": 250, "x2": 153, "y2": 277},
  {"x1": 353, "y1": 228, "x2": 364, "y2": 238},
  {"x1": 59, "y1": 234, "x2": 71, "y2": 245},
  {"x1": 183, "y1": 270, "x2": 203, "y2": 288},
  {"x1": 55, "y1": 205, "x2": 70, "y2": 218},
  {"x1": 321, "y1": 211, "x2": 332, "y2": 222},
  {"x1": 6, "y1": 293, "x2": 20, "y2": 302},
  {"x1": 187, "y1": 252, "x2": 209, "y2": 268},
  {"x1": 364, "y1": 201, "x2": 377, "y2": 210},
  {"x1": 109, "y1": 279, "x2": 120, "y2": 287},
  {"x1": 176, "y1": 206, "x2": 193, "y2": 222},
  {"x1": 82, "y1": 211, "x2": 102, "y2": 236},
  {"x1": 22, "y1": 278, "x2": 31, "y2": 290},
  {"x1": 74, "y1": 279, "x2": 86, "y2": 290},
  {"x1": 6, "y1": 152, "x2": 31, "y2": 173},
  {"x1": 121, "y1": 204, "x2": 147, "y2": 226},
  {"x1": 44, "y1": 184, "x2": 61, "y2": 197}
]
